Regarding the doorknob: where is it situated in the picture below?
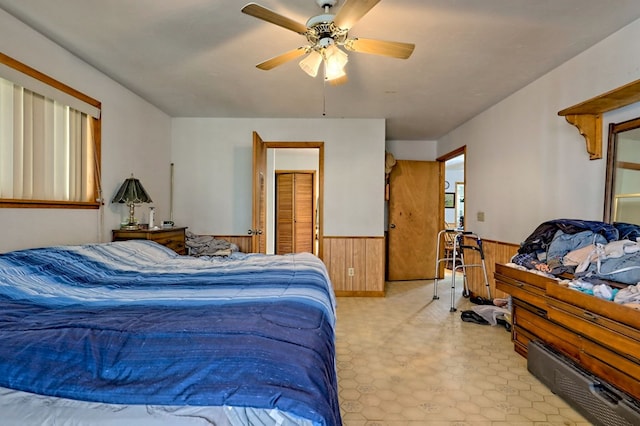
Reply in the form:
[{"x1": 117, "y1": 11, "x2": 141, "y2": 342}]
[{"x1": 390, "y1": 223, "x2": 396, "y2": 228}]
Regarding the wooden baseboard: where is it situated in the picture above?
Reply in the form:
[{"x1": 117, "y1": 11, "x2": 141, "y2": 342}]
[{"x1": 335, "y1": 290, "x2": 385, "y2": 297}]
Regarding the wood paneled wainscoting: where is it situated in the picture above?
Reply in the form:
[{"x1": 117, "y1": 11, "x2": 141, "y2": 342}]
[
  {"x1": 207, "y1": 235, "x2": 385, "y2": 297},
  {"x1": 213, "y1": 235, "x2": 253, "y2": 254},
  {"x1": 458, "y1": 238, "x2": 520, "y2": 299},
  {"x1": 323, "y1": 236, "x2": 386, "y2": 296}
]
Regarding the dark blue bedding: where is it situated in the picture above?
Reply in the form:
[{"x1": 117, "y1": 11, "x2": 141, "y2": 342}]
[{"x1": 0, "y1": 240, "x2": 341, "y2": 426}]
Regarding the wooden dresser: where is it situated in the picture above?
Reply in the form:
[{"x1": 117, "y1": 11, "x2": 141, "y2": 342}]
[
  {"x1": 495, "y1": 263, "x2": 640, "y2": 401},
  {"x1": 112, "y1": 227, "x2": 187, "y2": 255}
]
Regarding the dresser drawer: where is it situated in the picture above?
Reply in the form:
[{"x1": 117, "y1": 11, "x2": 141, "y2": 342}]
[
  {"x1": 580, "y1": 338, "x2": 640, "y2": 400},
  {"x1": 547, "y1": 297, "x2": 640, "y2": 364},
  {"x1": 151, "y1": 231, "x2": 186, "y2": 254},
  {"x1": 547, "y1": 282, "x2": 640, "y2": 331},
  {"x1": 112, "y1": 227, "x2": 187, "y2": 255},
  {"x1": 514, "y1": 300, "x2": 581, "y2": 360},
  {"x1": 160, "y1": 239, "x2": 186, "y2": 254},
  {"x1": 495, "y1": 264, "x2": 549, "y2": 309},
  {"x1": 512, "y1": 324, "x2": 534, "y2": 357}
]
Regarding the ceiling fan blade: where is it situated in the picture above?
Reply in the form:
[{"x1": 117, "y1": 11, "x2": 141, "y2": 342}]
[
  {"x1": 333, "y1": 0, "x2": 381, "y2": 30},
  {"x1": 241, "y1": 3, "x2": 308, "y2": 35},
  {"x1": 345, "y1": 38, "x2": 415, "y2": 59},
  {"x1": 256, "y1": 47, "x2": 308, "y2": 70}
]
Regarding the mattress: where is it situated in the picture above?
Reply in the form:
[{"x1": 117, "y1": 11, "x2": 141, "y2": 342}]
[{"x1": 0, "y1": 240, "x2": 341, "y2": 425}]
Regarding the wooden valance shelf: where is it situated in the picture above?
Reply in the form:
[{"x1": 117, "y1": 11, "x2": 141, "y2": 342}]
[{"x1": 558, "y1": 78, "x2": 640, "y2": 160}]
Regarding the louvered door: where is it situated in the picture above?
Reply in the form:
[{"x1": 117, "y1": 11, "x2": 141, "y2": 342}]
[{"x1": 275, "y1": 172, "x2": 315, "y2": 254}]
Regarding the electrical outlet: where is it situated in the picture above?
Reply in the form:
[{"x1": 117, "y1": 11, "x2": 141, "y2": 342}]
[
  {"x1": 348, "y1": 267, "x2": 355, "y2": 276},
  {"x1": 477, "y1": 211, "x2": 485, "y2": 222}
]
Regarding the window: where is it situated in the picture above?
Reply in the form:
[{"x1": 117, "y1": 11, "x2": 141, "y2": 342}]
[{"x1": 0, "y1": 53, "x2": 101, "y2": 209}]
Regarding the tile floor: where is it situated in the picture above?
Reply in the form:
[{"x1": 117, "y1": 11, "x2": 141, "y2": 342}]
[{"x1": 334, "y1": 274, "x2": 590, "y2": 425}]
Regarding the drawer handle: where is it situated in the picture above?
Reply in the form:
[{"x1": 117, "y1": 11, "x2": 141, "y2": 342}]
[
  {"x1": 582, "y1": 311, "x2": 598, "y2": 321},
  {"x1": 516, "y1": 282, "x2": 525, "y2": 288}
]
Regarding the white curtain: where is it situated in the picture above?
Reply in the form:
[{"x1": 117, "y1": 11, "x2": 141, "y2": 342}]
[
  {"x1": 0, "y1": 77, "x2": 94, "y2": 202},
  {"x1": 0, "y1": 78, "x2": 14, "y2": 198}
]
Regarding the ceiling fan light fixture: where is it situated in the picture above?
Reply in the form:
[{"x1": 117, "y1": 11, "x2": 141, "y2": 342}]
[
  {"x1": 324, "y1": 63, "x2": 346, "y2": 81},
  {"x1": 299, "y1": 50, "x2": 323, "y2": 77},
  {"x1": 323, "y1": 44, "x2": 348, "y2": 81}
]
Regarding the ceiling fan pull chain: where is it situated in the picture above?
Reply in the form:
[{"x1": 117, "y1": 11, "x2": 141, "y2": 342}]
[{"x1": 322, "y1": 79, "x2": 327, "y2": 117}]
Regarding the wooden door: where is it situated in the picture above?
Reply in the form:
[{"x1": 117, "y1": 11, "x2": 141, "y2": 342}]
[
  {"x1": 387, "y1": 160, "x2": 442, "y2": 280},
  {"x1": 251, "y1": 131, "x2": 267, "y2": 253},
  {"x1": 275, "y1": 172, "x2": 314, "y2": 254},
  {"x1": 295, "y1": 173, "x2": 314, "y2": 253}
]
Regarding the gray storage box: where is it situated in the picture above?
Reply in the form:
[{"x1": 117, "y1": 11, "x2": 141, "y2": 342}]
[{"x1": 527, "y1": 340, "x2": 640, "y2": 426}]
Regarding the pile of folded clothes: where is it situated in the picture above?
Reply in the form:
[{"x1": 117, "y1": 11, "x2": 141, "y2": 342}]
[{"x1": 185, "y1": 231, "x2": 239, "y2": 256}]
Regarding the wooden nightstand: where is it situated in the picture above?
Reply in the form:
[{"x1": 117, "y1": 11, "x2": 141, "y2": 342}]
[{"x1": 112, "y1": 227, "x2": 187, "y2": 254}]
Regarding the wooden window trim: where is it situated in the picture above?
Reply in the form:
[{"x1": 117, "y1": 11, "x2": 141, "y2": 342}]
[{"x1": 0, "y1": 52, "x2": 102, "y2": 209}]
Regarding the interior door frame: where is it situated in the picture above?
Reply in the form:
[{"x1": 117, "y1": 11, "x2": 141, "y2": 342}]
[
  {"x1": 436, "y1": 146, "x2": 466, "y2": 275},
  {"x1": 252, "y1": 134, "x2": 325, "y2": 258},
  {"x1": 251, "y1": 132, "x2": 267, "y2": 253},
  {"x1": 437, "y1": 145, "x2": 467, "y2": 227}
]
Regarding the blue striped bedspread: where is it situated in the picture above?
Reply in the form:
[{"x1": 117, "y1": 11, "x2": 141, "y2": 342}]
[{"x1": 0, "y1": 240, "x2": 341, "y2": 426}]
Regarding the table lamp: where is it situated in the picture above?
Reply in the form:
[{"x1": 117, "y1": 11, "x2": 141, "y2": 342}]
[{"x1": 112, "y1": 174, "x2": 153, "y2": 230}]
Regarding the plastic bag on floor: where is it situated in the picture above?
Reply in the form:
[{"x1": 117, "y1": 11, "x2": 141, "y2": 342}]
[{"x1": 471, "y1": 305, "x2": 510, "y2": 326}]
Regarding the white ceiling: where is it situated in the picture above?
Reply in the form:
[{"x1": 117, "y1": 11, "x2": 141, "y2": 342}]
[{"x1": 2, "y1": 0, "x2": 640, "y2": 141}]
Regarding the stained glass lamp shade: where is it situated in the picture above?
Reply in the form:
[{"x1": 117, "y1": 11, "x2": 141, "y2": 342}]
[{"x1": 112, "y1": 174, "x2": 153, "y2": 230}]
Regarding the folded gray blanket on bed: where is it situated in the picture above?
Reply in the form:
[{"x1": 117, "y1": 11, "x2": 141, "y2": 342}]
[{"x1": 185, "y1": 231, "x2": 239, "y2": 256}]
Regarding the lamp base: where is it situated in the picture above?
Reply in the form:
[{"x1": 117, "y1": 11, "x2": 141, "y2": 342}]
[{"x1": 120, "y1": 224, "x2": 139, "y2": 230}]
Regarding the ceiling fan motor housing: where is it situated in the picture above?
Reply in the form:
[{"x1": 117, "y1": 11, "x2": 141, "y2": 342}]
[
  {"x1": 315, "y1": 0, "x2": 337, "y2": 9},
  {"x1": 306, "y1": 13, "x2": 347, "y2": 47}
]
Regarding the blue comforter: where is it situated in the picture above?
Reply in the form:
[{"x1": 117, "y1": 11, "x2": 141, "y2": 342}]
[{"x1": 0, "y1": 240, "x2": 341, "y2": 426}]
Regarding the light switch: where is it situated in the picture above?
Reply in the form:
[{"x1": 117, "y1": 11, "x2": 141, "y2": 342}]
[{"x1": 477, "y1": 211, "x2": 485, "y2": 222}]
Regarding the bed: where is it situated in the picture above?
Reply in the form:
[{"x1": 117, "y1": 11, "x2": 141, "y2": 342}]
[{"x1": 0, "y1": 240, "x2": 341, "y2": 426}]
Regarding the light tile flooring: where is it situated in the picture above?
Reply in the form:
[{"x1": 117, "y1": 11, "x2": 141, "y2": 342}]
[{"x1": 334, "y1": 273, "x2": 590, "y2": 425}]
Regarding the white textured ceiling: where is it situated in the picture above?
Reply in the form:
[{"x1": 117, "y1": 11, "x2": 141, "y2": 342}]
[{"x1": 2, "y1": 0, "x2": 640, "y2": 140}]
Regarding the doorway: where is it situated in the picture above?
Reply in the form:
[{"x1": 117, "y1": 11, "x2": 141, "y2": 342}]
[
  {"x1": 251, "y1": 132, "x2": 324, "y2": 256},
  {"x1": 439, "y1": 147, "x2": 466, "y2": 230}
]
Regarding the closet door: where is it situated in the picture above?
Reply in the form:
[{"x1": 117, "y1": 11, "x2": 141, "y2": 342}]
[
  {"x1": 276, "y1": 173, "x2": 295, "y2": 254},
  {"x1": 294, "y1": 173, "x2": 314, "y2": 253},
  {"x1": 275, "y1": 172, "x2": 315, "y2": 254}
]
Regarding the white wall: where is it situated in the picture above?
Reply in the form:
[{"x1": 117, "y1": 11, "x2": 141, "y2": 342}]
[
  {"x1": 438, "y1": 17, "x2": 640, "y2": 245},
  {"x1": 171, "y1": 118, "x2": 385, "y2": 237},
  {"x1": 0, "y1": 9, "x2": 172, "y2": 252},
  {"x1": 386, "y1": 140, "x2": 438, "y2": 161}
]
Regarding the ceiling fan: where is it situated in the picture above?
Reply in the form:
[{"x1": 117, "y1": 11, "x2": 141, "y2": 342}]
[{"x1": 241, "y1": 0, "x2": 415, "y2": 84}]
